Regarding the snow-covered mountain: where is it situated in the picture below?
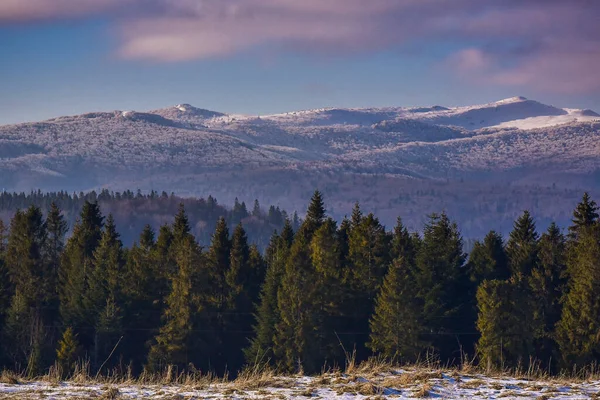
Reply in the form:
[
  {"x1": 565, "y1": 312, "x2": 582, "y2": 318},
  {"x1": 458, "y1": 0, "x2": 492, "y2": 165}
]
[{"x1": 1, "y1": 97, "x2": 599, "y2": 237}]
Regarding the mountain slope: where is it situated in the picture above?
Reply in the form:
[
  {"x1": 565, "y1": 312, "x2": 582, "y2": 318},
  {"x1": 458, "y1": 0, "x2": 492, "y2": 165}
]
[{"x1": 0, "y1": 97, "x2": 598, "y2": 237}]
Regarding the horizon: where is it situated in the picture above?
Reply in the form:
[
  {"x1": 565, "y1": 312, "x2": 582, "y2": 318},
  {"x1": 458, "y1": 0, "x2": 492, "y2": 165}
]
[
  {"x1": 2, "y1": 95, "x2": 598, "y2": 126},
  {"x1": 1, "y1": 1, "x2": 599, "y2": 125}
]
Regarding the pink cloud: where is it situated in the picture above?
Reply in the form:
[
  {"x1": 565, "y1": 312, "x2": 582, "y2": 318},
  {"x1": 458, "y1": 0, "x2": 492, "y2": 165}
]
[{"x1": 0, "y1": 0, "x2": 598, "y2": 94}]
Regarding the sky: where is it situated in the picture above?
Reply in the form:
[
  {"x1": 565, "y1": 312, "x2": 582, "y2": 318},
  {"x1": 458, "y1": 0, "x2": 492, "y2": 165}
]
[{"x1": 0, "y1": 0, "x2": 599, "y2": 125}]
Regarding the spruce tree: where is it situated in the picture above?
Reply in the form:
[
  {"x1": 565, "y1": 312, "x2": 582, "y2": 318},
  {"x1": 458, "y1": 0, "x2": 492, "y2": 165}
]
[
  {"x1": 56, "y1": 327, "x2": 80, "y2": 378},
  {"x1": 530, "y1": 222, "x2": 566, "y2": 367},
  {"x1": 556, "y1": 224, "x2": 600, "y2": 366},
  {"x1": 224, "y1": 223, "x2": 254, "y2": 372},
  {"x1": 246, "y1": 227, "x2": 293, "y2": 366},
  {"x1": 350, "y1": 202, "x2": 363, "y2": 229},
  {"x1": 506, "y1": 211, "x2": 539, "y2": 280},
  {"x1": 345, "y1": 212, "x2": 390, "y2": 357},
  {"x1": 0, "y1": 219, "x2": 10, "y2": 364},
  {"x1": 205, "y1": 217, "x2": 231, "y2": 373},
  {"x1": 414, "y1": 212, "x2": 468, "y2": 361},
  {"x1": 300, "y1": 190, "x2": 326, "y2": 240},
  {"x1": 368, "y1": 257, "x2": 424, "y2": 361},
  {"x1": 309, "y1": 219, "x2": 345, "y2": 366},
  {"x1": 46, "y1": 202, "x2": 68, "y2": 278},
  {"x1": 476, "y1": 279, "x2": 539, "y2": 369},
  {"x1": 568, "y1": 192, "x2": 599, "y2": 241},
  {"x1": 467, "y1": 231, "x2": 509, "y2": 284},
  {"x1": 122, "y1": 226, "x2": 160, "y2": 372},
  {"x1": 87, "y1": 215, "x2": 125, "y2": 371},
  {"x1": 273, "y1": 233, "x2": 318, "y2": 372},
  {"x1": 148, "y1": 235, "x2": 204, "y2": 370},
  {"x1": 60, "y1": 201, "x2": 104, "y2": 351},
  {"x1": 4, "y1": 207, "x2": 52, "y2": 373},
  {"x1": 390, "y1": 217, "x2": 417, "y2": 264}
]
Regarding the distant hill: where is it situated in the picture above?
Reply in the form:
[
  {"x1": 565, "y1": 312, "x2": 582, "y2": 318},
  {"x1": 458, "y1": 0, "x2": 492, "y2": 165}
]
[{"x1": 1, "y1": 97, "x2": 599, "y2": 238}]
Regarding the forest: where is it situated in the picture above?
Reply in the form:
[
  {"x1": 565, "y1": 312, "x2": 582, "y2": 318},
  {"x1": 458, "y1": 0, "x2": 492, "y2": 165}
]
[{"x1": 0, "y1": 189, "x2": 599, "y2": 379}]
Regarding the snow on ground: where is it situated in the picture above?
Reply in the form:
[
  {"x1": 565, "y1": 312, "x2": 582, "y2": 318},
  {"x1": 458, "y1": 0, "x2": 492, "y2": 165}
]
[{"x1": 1, "y1": 368, "x2": 600, "y2": 399}]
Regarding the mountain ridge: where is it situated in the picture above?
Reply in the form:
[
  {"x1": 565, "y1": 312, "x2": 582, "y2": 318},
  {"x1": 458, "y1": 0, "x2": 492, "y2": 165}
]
[{"x1": 1, "y1": 97, "x2": 599, "y2": 238}]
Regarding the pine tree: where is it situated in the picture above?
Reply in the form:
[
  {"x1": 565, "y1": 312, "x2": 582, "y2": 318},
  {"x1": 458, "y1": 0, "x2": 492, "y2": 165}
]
[
  {"x1": 4, "y1": 206, "x2": 53, "y2": 373},
  {"x1": 205, "y1": 217, "x2": 231, "y2": 373},
  {"x1": 556, "y1": 224, "x2": 600, "y2": 366},
  {"x1": 345, "y1": 212, "x2": 390, "y2": 357},
  {"x1": 506, "y1": 211, "x2": 538, "y2": 280},
  {"x1": 390, "y1": 217, "x2": 417, "y2": 264},
  {"x1": 300, "y1": 190, "x2": 326, "y2": 240},
  {"x1": 476, "y1": 279, "x2": 539, "y2": 369},
  {"x1": 246, "y1": 227, "x2": 293, "y2": 366},
  {"x1": 568, "y1": 192, "x2": 599, "y2": 241},
  {"x1": 56, "y1": 327, "x2": 80, "y2": 378},
  {"x1": 148, "y1": 235, "x2": 204, "y2": 370},
  {"x1": 350, "y1": 202, "x2": 363, "y2": 229},
  {"x1": 173, "y1": 203, "x2": 191, "y2": 241},
  {"x1": 85, "y1": 215, "x2": 125, "y2": 371},
  {"x1": 368, "y1": 257, "x2": 424, "y2": 361},
  {"x1": 46, "y1": 202, "x2": 68, "y2": 278},
  {"x1": 122, "y1": 226, "x2": 160, "y2": 371},
  {"x1": 467, "y1": 231, "x2": 509, "y2": 284},
  {"x1": 0, "y1": 219, "x2": 11, "y2": 364},
  {"x1": 273, "y1": 234, "x2": 318, "y2": 372},
  {"x1": 529, "y1": 222, "x2": 567, "y2": 368},
  {"x1": 309, "y1": 218, "x2": 345, "y2": 366},
  {"x1": 59, "y1": 201, "x2": 104, "y2": 351},
  {"x1": 223, "y1": 223, "x2": 254, "y2": 372},
  {"x1": 414, "y1": 212, "x2": 468, "y2": 360}
]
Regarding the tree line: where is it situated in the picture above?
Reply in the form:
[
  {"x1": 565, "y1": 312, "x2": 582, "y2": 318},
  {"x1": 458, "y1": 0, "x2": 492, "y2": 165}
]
[
  {"x1": 0, "y1": 190, "x2": 598, "y2": 377},
  {"x1": 0, "y1": 189, "x2": 299, "y2": 250}
]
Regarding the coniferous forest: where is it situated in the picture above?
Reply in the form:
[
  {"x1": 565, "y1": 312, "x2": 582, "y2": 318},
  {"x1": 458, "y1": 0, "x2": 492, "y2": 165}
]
[{"x1": 0, "y1": 189, "x2": 599, "y2": 378}]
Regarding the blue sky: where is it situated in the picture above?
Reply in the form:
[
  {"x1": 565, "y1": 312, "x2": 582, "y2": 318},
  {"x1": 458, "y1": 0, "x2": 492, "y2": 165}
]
[{"x1": 1, "y1": 1, "x2": 599, "y2": 124}]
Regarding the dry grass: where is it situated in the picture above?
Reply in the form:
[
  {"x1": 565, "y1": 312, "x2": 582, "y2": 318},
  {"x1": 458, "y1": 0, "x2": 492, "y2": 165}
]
[
  {"x1": 0, "y1": 370, "x2": 20, "y2": 385},
  {"x1": 101, "y1": 387, "x2": 120, "y2": 399},
  {"x1": 415, "y1": 382, "x2": 433, "y2": 398}
]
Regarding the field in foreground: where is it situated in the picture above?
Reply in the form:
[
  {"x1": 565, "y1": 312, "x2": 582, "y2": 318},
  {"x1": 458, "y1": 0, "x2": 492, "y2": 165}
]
[{"x1": 2, "y1": 367, "x2": 600, "y2": 399}]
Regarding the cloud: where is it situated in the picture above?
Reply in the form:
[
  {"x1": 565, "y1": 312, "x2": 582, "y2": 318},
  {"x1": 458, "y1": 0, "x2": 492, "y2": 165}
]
[{"x1": 1, "y1": 0, "x2": 598, "y2": 94}]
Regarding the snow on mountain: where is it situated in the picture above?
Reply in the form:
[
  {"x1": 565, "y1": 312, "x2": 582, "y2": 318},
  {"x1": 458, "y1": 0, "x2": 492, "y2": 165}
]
[
  {"x1": 1, "y1": 97, "x2": 598, "y2": 177},
  {"x1": 1, "y1": 96, "x2": 599, "y2": 238}
]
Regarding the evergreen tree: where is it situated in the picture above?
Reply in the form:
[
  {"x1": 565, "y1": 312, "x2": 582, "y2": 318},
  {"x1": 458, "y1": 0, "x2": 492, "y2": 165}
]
[
  {"x1": 246, "y1": 227, "x2": 293, "y2": 366},
  {"x1": 122, "y1": 226, "x2": 160, "y2": 371},
  {"x1": 273, "y1": 234, "x2": 318, "y2": 372},
  {"x1": 390, "y1": 217, "x2": 417, "y2": 264},
  {"x1": 506, "y1": 211, "x2": 538, "y2": 280},
  {"x1": 568, "y1": 192, "x2": 599, "y2": 241},
  {"x1": 59, "y1": 201, "x2": 104, "y2": 351},
  {"x1": 148, "y1": 235, "x2": 204, "y2": 370},
  {"x1": 173, "y1": 203, "x2": 191, "y2": 241},
  {"x1": 56, "y1": 327, "x2": 80, "y2": 377},
  {"x1": 223, "y1": 223, "x2": 254, "y2": 372},
  {"x1": 414, "y1": 212, "x2": 468, "y2": 360},
  {"x1": 46, "y1": 202, "x2": 68, "y2": 278},
  {"x1": 529, "y1": 222, "x2": 567, "y2": 368},
  {"x1": 345, "y1": 213, "x2": 390, "y2": 357},
  {"x1": 0, "y1": 219, "x2": 10, "y2": 364},
  {"x1": 467, "y1": 231, "x2": 509, "y2": 284},
  {"x1": 300, "y1": 190, "x2": 326, "y2": 240},
  {"x1": 556, "y1": 224, "x2": 600, "y2": 366},
  {"x1": 368, "y1": 257, "x2": 424, "y2": 361},
  {"x1": 4, "y1": 207, "x2": 52, "y2": 373},
  {"x1": 309, "y1": 219, "x2": 345, "y2": 366},
  {"x1": 476, "y1": 279, "x2": 539, "y2": 369},
  {"x1": 87, "y1": 215, "x2": 125, "y2": 371},
  {"x1": 350, "y1": 202, "x2": 363, "y2": 229},
  {"x1": 205, "y1": 217, "x2": 231, "y2": 373}
]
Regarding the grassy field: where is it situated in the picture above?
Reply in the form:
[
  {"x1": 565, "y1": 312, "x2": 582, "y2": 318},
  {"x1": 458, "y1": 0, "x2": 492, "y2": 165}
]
[{"x1": 2, "y1": 360, "x2": 600, "y2": 399}]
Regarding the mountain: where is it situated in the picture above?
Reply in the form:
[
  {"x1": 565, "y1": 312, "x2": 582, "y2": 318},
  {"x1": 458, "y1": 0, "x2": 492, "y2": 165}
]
[{"x1": 1, "y1": 97, "x2": 599, "y2": 238}]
